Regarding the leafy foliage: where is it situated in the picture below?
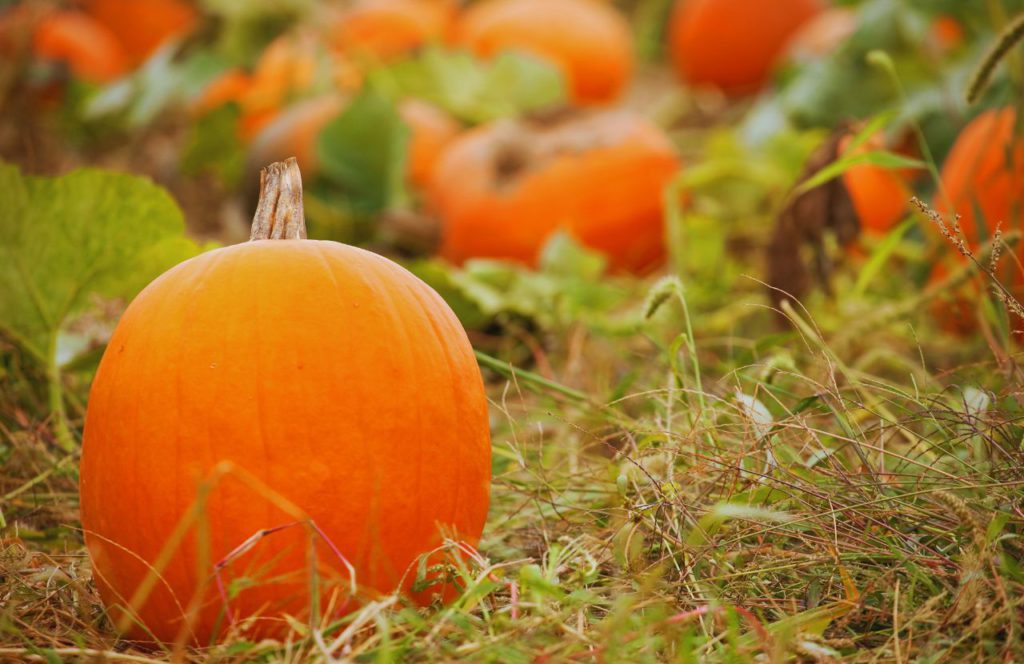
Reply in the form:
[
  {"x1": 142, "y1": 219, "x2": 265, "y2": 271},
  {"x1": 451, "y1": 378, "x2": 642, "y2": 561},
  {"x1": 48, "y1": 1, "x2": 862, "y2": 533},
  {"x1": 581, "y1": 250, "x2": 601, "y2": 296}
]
[
  {"x1": 0, "y1": 162, "x2": 206, "y2": 368},
  {"x1": 413, "y1": 234, "x2": 632, "y2": 333},
  {"x1": 316, "y1": 89, "x2": 411, "y2": 215},
  {"x1": 369, "y1": 47, "x2": 568, "y2": 124}
]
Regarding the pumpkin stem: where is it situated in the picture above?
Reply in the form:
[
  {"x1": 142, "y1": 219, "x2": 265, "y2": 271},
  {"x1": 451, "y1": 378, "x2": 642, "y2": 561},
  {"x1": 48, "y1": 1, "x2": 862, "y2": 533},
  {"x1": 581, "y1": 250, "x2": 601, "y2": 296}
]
[{"x1": 250, "y1": 158, "x2": 307, "y2": 240}]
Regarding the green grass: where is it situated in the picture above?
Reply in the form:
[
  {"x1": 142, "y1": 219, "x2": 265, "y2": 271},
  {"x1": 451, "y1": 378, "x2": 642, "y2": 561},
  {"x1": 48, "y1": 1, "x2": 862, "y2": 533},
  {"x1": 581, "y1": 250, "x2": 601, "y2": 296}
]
[{"x1": 2, "y1": 240, "x2": 1023, "y2": 662}]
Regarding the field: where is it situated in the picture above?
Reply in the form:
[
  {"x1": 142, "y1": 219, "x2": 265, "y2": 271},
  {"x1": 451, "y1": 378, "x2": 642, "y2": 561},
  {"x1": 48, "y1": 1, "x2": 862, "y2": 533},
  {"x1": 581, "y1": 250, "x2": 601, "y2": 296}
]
[{"x1": 2, "y1": 0, "x2": 1024, "y2": 662}]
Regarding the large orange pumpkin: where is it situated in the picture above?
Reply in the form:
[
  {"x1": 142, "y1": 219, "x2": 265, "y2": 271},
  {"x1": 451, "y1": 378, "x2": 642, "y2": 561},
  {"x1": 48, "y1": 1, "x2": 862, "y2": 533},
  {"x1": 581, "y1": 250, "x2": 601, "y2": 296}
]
[
  {"x1": 669, "y1": 0, "x2": 823, "y2": 95},
  {"x1": 427, "y1": 109, "x2": 681, "y2": 272},
  {"x1": 80, "y1": 160, "x2": 491, "y2": 644},
  {"x1": 32, "y1": 10, "x2": 127, "y2": 84},
  {"x1": 840, "y1": 131, "x2": 912, "y2": 235},
  {"x1": 935, "y1": 108, "x2": 1024, "y2": 249},
  {"x1": 329, "y1": 0, "x2": 457, "y2": 60},
  {"x1": 81, "y1": 0, "x2": 197, "y2": 66},
  {"x1": 456, "y1": 0, "x2": 634, "y2": 104}
]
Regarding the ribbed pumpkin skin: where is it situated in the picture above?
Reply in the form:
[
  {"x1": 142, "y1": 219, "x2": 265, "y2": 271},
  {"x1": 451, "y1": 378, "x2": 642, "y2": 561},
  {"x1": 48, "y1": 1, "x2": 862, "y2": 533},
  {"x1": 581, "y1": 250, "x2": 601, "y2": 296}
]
[
  {"x1": 80, "y1": 240, "x2": 491, "y2": 644},
  {"x1": 936, "y1": 108, "x2": 1024, "y2": 248},
  {"x1": 456, "y1": 0, "x2": 634, "y2": 104},
  {"x1": 428, "y1": 111, "x2": 680, "y2": 272},
  {"x1": 669, "y1": 0, "x2": 823, "y2": 95}
]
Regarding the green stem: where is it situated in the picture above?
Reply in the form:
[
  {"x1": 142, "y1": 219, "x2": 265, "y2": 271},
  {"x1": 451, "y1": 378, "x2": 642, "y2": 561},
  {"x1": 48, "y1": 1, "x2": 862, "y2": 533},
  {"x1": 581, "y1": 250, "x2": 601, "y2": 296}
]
[
  {"x1": 474, "y1": 350, "x2": 589, "y2": 403},
  {"x1": 46, "y1": 336, "x2": 76, "y2": 453}
]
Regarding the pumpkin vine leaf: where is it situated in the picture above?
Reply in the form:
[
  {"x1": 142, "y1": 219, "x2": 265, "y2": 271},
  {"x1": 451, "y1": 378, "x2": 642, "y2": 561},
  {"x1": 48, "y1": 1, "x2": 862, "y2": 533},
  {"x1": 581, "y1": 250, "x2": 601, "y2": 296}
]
[
  {"x1": 0, "y1": 162, "x2": 208, "y2": 450},
  {"x1": 317, "y1": 89, "x2": 412, "y2": 215}
]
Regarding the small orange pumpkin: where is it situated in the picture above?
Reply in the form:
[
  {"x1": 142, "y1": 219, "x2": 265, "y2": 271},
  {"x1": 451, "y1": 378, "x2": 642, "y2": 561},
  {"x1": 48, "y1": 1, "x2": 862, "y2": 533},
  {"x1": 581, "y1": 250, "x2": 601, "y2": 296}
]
[
  {"x1": 456, "y1": 0, "x2": 634, "y2": 104},
  {"x1": 330, "y1": 0, "x2": 457, "y2": 60},
  {"x1": 427, "y1": 109, "x2": 681, "y2": 272},
  {"x1": 669, "y1": 0, "x2": 823, "y2": 95},
  {"x1": 32, "y1": 10, "x2": 127, "y2": 84},
  {"x1": 80, "y1": 160, "x2": 491, "y2": 644},
  {"x1": 81, "y1": 0, "x2": 197, "y2": 66}
]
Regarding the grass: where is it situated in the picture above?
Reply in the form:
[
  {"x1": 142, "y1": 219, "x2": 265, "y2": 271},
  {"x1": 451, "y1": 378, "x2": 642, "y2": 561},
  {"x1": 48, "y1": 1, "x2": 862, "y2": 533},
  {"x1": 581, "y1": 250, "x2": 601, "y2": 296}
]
[
  {"x1": 2, "y1": 236, "x2": 1024, "y2": 662},
  {"x1": 3, "y1": 4, "x2": 1024, "y2": 659}
]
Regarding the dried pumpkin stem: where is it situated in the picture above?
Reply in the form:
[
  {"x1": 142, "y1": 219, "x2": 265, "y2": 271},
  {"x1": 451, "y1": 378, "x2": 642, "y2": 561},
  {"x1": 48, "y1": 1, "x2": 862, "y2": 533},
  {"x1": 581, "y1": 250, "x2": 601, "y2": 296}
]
[{"x1": 250, "y1": 158, "x2": 307, "y2": 241}]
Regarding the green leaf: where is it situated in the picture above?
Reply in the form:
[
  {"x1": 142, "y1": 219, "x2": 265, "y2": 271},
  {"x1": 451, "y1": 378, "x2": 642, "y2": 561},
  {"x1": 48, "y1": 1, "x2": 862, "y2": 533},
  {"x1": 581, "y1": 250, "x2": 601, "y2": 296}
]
[
  {"x1": 370, "y1": 47, "x2": 567, "y2": 124},
  {"x1": 538, "y1": 232, "x2": 608, "y2": 279},
  {"x1": 0, "y1": 162, "x2": 204, "y2": 366},
  {"x1": 317, "y1": 90, "x2": 411, "y2": 214},
  {"x1": 796, "y1": 148, "x2": 926, "y2": 195}
]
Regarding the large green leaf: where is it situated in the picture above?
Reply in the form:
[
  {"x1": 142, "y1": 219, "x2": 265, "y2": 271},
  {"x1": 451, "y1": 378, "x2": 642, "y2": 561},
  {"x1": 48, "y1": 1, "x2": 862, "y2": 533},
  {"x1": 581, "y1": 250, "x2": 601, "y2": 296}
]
[
  {"x1": 0, "y1": 162, "x2": 204, "y2": 365},
  {"x1": 316, "y1": 90, "x2": 411, "y2": 215}
]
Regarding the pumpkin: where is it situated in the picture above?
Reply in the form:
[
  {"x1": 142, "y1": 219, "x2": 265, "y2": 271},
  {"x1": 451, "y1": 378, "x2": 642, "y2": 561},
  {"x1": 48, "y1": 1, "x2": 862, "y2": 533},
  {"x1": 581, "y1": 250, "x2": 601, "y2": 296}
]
[
  {"x1": 456, "y1": 0, "x2": 634, "y2": 104},
  {"x1": 427, "y1": 109, "x2": 681, "y2": 272},
  {"x1": 400, "y1": 99, "x2": 461, "y2": 190},
  {"x1": 32, "y1": 10, "x2": 127, "y2": 84},
  {"x1": 81, "y1": 0, "x2": 196, "y2": 66},
  {"x1": 80, "y1": 159, "x2": 491, "y2": 644},
  {"x1": 839, "y1": 131, "x2": 912, "y2": 235},
  {"x1": 330, "y1": 0, "x2": 457, "y2": 60},
  {"x1": 669, "y1": 0, "x2": 823, "y2": 95},
  {"x1": 935, "y1": 108, "x2": 1024, "y2": 251}
]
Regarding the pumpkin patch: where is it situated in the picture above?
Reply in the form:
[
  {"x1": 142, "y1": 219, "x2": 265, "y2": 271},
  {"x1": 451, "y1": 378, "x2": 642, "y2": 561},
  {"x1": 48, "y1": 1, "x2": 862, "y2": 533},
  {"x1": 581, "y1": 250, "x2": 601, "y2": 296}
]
[{"x1": 4, "y1": 1, "x2": 1024, "y2": 660}]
